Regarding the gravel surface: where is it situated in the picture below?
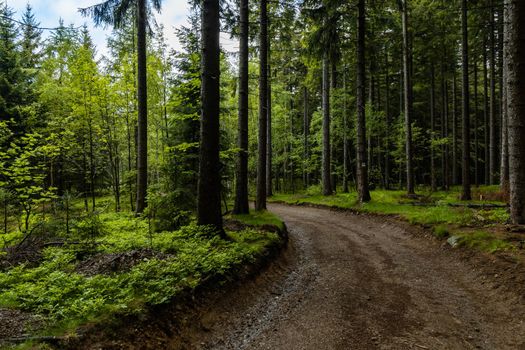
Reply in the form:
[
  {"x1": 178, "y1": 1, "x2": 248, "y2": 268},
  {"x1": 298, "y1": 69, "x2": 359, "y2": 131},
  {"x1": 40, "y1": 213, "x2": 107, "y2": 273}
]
[{"x1": 191, "y1": 203, "x2": 525, "y2": 350}]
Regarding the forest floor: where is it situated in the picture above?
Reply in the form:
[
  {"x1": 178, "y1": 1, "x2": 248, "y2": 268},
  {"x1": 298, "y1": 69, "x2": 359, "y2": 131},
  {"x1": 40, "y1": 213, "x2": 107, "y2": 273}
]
[
  {"x1": 3, "y1": 189, "x2": 525, "y2": 349},
  {"x1": 0, "y1": 207, "x2": 286, "y2": 349},
  {"x1": 181, "y1": 203, "x2": 525, "y2": 350}
]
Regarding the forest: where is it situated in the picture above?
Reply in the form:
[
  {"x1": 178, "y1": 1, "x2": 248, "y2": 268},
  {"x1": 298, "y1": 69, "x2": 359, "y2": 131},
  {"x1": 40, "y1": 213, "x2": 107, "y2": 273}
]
[{"x1": 1, "y1": 0, "x2": 525, "y2": 348}]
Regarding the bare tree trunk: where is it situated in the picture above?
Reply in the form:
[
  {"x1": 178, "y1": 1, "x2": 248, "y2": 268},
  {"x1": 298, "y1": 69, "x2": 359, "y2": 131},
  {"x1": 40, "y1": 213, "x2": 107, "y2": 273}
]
[
  {"x1": 266, "y1": 67, "x2": 273, "y2": 197},
  {"x1": 303, "y1": 87, "x2": 310, "y2": 188},
  {"x1": 256, "y1": 0, "x2": 268, "y2": 210},
  {"x1": 135, "y1": 0, "x2": 148, "y2": 214},
  {"x1": 430, "y1": 64, "x2": 437, "y2": 192},
  {"x1": 506, "y1": 0, "x2": 525, "y2": 223},
  {"x1": 483, "y1": 37, "x2": 490, "y2": 185},
  {"x1": 356, "y1": 0, "x2": 370, "y2": 202},
  {"x1": 460, "y1": 0, "x2": 471, "y2": 200},
  {"x1": 441, "y1": 62, "x2": 450, "y2": 191},
  {"x1": 489, "y1": 0, "x2": 498, "y2": 185},
  {"x1": 197, "y1": 0, "x2": 224, "y2": 234},
  {"x1": 474, "y1": 49, "x2": 479, "y2": 187},
  {"x1": 88, "y1": 121, "x2": 96, "y2": 211},
  {"x1": 322, "y1": 54, "x2": 332, "y2": 195},
  {"x1": 401, "y1": 0, "x2": 415, "y2": 195},
  {"x1": 343, "y1": 69, "x2": 349, "y2": 193},
  {"x1": 384, "y1": 52, "x2": 390, "y2": 190},
  {"x1": 452, "y1": 71, "x2": 458, "y2": 186},
  {"x1": 233, "y1": 0, "x2": 249, "y2": 214},
  {"x1": 500, "y1": 7, "x2": 510, "y2": 197}
]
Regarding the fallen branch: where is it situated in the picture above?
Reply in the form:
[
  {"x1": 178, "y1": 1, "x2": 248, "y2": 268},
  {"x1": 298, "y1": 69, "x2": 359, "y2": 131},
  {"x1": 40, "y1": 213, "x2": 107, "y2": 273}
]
[{"x1": 447, "y1": 203, "x2": 507, "y2": 209}]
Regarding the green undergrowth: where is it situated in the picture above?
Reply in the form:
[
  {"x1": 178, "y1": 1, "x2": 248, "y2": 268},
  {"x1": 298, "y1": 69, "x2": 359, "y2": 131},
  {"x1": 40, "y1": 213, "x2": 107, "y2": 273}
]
[
  {"x1": 454, "y1": 231, "x2": 515, "y2": 253},
  {"x1": 271, "y1": 186, "x2": 515, "y2": 254},
  {"x1": 230, "y1": 210, "x2": 285, "y2": 231},
  {"x1": 0, "y1": 209, "x2": 284, "y2": 345}
]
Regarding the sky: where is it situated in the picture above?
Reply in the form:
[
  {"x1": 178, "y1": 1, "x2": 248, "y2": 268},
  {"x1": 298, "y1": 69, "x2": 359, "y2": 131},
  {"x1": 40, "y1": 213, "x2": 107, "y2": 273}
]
[{"x1": 7, "y1": 0, "x2": 238, "y2": 57}]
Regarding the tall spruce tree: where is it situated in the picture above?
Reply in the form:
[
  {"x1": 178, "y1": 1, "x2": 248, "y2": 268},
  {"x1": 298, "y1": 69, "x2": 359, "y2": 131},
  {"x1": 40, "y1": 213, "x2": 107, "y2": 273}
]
[{"x1": 197, "y1": 0, "x2": 224, "y2": 233}]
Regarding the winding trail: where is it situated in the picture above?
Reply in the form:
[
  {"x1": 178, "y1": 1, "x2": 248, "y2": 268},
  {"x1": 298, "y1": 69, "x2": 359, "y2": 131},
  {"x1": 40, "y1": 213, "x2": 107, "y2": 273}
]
[{"x1": 193, "y1": 203, "x2": 525, "y2": 350}]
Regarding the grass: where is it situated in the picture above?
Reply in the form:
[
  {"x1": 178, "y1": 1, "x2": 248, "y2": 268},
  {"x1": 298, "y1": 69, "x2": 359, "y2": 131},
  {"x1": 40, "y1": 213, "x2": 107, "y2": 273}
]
[
  {"x1": 230, "y1": 210, "x2": 285, "y2": 231},
  {"x1": 0, "y1": 201, "x2": 285, "y2": 347},
  {"x1": 455, "y1": 231, "x2": 515, "y2": 253},
  {"x1": 270, "y1": 186, "x2": 516, "y2": 254}
]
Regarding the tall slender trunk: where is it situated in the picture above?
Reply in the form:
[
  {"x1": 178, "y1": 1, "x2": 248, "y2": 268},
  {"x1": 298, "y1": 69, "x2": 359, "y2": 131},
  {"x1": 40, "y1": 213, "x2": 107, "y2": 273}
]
[
  {"x1": 289, "y1": 92, "x2": 294, "y2": 193},
  {"x1": 356, "y1": 0, "x2": 370, "y2": 202},
  {"x1": 499, "y1": 4, "x2": 508, "y2": 195},
  {"x1": 384, "y1": 52, "x2": 390, "y2": 190},
  {"x1": 135, "y1": 0, "x2": 148, "y2": 214},
  {"x1": 197, "y1": 0, "x2": 224, "y2": 233},
  {"x1": 489, "y1": 0, "x2": 498, "y2": 185},
  {"x1": 233, "y1": 0, "x2": 249, "y2": 214},
  {"x1": 452, "y1": 71, "x2": 458, "y2": 185},
  {"x1": 460, "y1": 0, "x2": 471, "y2": 200},
  {"x1": 331, "y1": 62, "x2": 337, "y2": 191},
  {"x1": 266, "y1": 62, "x2": 273, "y2": 196},
  {"x1": 368, "y1": 67, "x2": 374, "y2": 175},
  {"x1": 506, "y1": 0, "x2": 525, "y2": 223},
  {"x1": 500, "y1": 7, "x2": 509, "y2": 196},
  {"x1": 82, "y1": 140, "x2": 89, "y2": 212},
  {"x1": 343, "y1": 69, "x2": 349, "y2": 193},
  {"x1": 256, "y1": 0, "x2": 268, "y2": 210},
  {"x1": 441, "y1": 62, "x2": 450, "y2": 190},
  {"x1": 483, "y1": 38, "x2": 490, "y2": 185},
  {"x1": 430, "y1": 64, "x2": 436, "y2": 192},
  {"x1": 303, "y1": 87, "x2": 310, "y2": 188},
  {"x1": 125, "y1": 111, "x2": 134, "y2": 211},
  {"x1": 474, "y1": 50, "x2": 479, "y2": 187},
  {"x1": 88, "y1": 121, "x2": 96, "y2": 211},
  {"x1": 402, "y1": 0, "x2": 415, "y2": 195},
  {"x1": 322, "y1": 54, "x2": 332, "y2": 195}
]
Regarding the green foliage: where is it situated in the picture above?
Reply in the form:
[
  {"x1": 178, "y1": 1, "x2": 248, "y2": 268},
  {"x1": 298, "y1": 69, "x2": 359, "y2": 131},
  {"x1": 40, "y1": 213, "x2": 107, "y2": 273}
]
[
  {"x1": 456, "y1": 231, "x2": 515, "y2": 254},
  {"x1": 231, "y1": 210, "x2": 285, "y2": 231},
  {"x1": 0, "y1": 213, "x2": 281, "y2": 333},
  {"x1": 433, "y1": 225, "x2": 449, "y2": 239}
]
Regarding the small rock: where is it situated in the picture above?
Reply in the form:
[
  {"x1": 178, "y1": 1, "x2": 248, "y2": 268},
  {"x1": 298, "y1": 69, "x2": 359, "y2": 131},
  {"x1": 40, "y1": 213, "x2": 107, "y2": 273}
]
[{"x1": 447, "y1": 235, "x2": 461, "y2": 248}]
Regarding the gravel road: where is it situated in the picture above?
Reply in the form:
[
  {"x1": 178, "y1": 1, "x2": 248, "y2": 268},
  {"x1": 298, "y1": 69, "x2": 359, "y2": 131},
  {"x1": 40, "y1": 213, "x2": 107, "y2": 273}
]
[{"x1": 191, "y1": 203, "x2": 525, "y2": 350}]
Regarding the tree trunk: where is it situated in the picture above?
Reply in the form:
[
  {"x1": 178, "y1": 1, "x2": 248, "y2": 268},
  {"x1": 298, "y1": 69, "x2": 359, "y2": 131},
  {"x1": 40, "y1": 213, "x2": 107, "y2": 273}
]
[
  {"x1": 401, "y1": 0, "x2": 415, "y2": 195},
  {"x1": 384, "y1": 52, "x2": 390, "y2": 190},
  {"x1": 506, "y1": 0, "x2": 525, "y2": 223},
  {"x1": 303, "y1": 87, "x2": 310, "y2": 189},
  {"x1": 441, "y1": 62, "x2": 450, "y2": 190},
  {"x1": 197, "y1": 0, "x2": 224, "y2": 233},
  {"x1": 430, "y1": 64, "x2": 437, "y2": 192},
  {"x1": 500, "y1": 8, "x2": 510, "y2": 197},
  {"x1": 135, "y1": 0, "x2": 148, "y2": 214},
  {"x1": 489, "y1": 0, "x2": 498, "y2": 185},
  {"x1": 356, "y1": 0, "x2": 370, "y2": 202},
  {"x1": 343, "y1": 69, "x2": 349, "y2": 193},
  {"x1": 460, "y1": 0, "x2": 471, "y2": 200},
  {"x1": 266, "y1": 62, "x2": 273, "y2": 196},
  {"x1": 483, "y1": 37, "x2": 490, "y2": 185},
  {"x1": 452, "y1": 71, "x2": 458, "y2": 186},
  {"x1": 321, "y1": 54, "x2": 332, "y2": 195},
  {"x1": 255, "y1": 0, "x2": 268, "y2": 210},
  {"x1": 474, "y1": 49, "x2": 479, "y2": 187},
  {"x1": 88, "y1": 121, "x2": 96, "y2": 211},
  {"x1": 233, "y1": 0, "x2": 249, "y2": 215}
]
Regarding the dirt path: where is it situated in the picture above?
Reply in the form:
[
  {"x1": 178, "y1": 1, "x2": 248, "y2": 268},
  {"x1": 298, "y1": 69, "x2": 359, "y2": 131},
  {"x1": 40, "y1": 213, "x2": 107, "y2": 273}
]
[{"x1": 190, "y1": 204, "x2": 525, "y2": 350}]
